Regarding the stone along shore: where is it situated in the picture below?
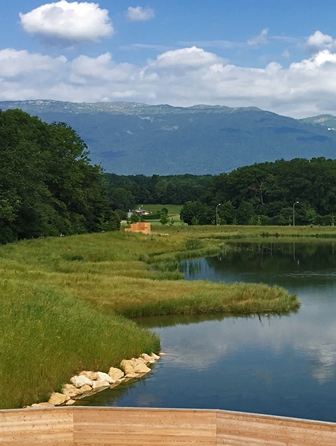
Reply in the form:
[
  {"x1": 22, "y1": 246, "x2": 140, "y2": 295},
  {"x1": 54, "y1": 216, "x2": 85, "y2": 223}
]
[{"x1": 27, "y1": 352, "x2": 162, "y2": 408}]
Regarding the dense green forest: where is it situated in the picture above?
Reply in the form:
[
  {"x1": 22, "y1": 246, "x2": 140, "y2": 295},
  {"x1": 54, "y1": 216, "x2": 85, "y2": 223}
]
[
  {"x1": 104, "y1": 173, "x2": 211, "y2": 217},
  {"x1": 0, "y1": 109, "x2": 119, "y2": 244},
  {"x1": 105, "y1": 158, "x2": 336, "y2": 226},
  {"x1": 181, "y1": 158, "x2": 336, "y2": 225}
]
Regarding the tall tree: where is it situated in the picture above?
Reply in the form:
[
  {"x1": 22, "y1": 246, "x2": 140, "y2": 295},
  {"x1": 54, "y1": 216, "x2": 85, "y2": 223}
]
[{"x1": 0, "y1": 109, "x2": 118, "y2": 243}]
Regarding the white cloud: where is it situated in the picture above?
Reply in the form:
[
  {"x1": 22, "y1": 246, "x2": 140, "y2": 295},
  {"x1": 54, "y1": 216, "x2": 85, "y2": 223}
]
[
  {"x1": 306, "y1": 30, "x2": 336, "y2": 54},
  {"x1": 0, "y1": 49, "x2": 66, "y2": 78},
  {"x1": 155, "y1": 304, "x2": 336, "y2": 386},
  {"x1": 180, "y1": 33, "x2": 299, "y2": 52},
  {"x1": 19, "y1": 1, "x2": 113, "y2": 46},
  {"x1": 153, "y1": 46, "x2": 222, "y2": 69},
  {"x1": 127, "y1": 6, "x2": 155, "y2": 21},
  {"x1": 2, "y1": 42, "x2": 336, "y2": 117},
  {"x1": 247, "y1": 28, "x2": 269, "y2": 47}
]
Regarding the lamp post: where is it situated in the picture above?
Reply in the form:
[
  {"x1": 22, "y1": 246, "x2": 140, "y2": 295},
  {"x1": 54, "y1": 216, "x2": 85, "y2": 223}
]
[
  {"x1": 293, "y1": 201, "x2": 299, "y2": 226},
  {"x1": 216, "y1": 203, "x2": 221, "y2": 226}
]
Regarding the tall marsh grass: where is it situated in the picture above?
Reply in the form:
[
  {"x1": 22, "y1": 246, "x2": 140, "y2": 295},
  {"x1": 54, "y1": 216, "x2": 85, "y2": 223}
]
[
  {"x1": 0, "y1": 278, "x2": 159, "y2": 408},
  {"x1": 0, "y1": 225, "x2": 310, "y2": 409}
]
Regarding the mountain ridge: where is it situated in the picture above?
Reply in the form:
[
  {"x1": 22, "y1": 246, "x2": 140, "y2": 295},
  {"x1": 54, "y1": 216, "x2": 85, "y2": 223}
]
[{"x1": 1, "y1": 100, "x2": 335, "y2": 175}]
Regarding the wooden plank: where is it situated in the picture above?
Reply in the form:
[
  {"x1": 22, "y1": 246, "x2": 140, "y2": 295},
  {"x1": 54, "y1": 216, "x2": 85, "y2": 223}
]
[
  {"x1": 1, "y1": 407, "x2": 336, "y2": 445},
  {"x1": 216, "y1": 411, "x2": 336, "y2": 446},
  {"x1": 73, "y1": 408, "x2": 217, "y2": 446},
  {"x1": 0, "y1": 408, "x2": 73, "y2": 445}
]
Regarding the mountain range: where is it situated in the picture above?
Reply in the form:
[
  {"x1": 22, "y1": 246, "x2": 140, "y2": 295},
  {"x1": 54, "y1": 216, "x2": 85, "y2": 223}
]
[{"x1": 1, "y1": 100, "x2": 336, "y2": 175}]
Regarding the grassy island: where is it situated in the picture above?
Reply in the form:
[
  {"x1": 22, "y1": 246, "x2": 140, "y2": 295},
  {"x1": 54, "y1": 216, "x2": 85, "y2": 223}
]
[{"x1": 0, "y1": 225, "x2": 308, "y2": 409}]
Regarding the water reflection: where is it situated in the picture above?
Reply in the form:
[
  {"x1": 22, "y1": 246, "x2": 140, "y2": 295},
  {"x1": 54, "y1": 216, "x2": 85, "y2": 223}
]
[
  {"x1": 78, "y1": 242, "x2": 336, "y2": 422},
  {"x1": 181, "y1": 241, "x2": 336, "y2": 288}
]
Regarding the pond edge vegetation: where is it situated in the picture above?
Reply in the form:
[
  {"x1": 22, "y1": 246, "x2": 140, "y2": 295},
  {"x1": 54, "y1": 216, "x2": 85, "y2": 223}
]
[{"x1": 2, "y1": 224, "x2": 328, "y2": 410}]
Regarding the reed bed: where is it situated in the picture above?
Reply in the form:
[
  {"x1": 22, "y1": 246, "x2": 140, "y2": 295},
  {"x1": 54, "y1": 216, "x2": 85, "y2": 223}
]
[
  {"x1": 0, "y1": 278, "x2": 159, "y2": 409},
  {"x1": 0, "y1": 225, "x2": 313, "y2": 409}
]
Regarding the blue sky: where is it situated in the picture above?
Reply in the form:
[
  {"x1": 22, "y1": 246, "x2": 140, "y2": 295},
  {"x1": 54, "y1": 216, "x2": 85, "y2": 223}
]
[{"x1": 1, "y1": 0, "x2": 336, "y2": 117}]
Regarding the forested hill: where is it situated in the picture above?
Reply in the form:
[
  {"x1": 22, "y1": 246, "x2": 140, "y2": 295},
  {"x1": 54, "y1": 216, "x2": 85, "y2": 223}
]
[
  {"x1": 104, "y1": 158, "x2": 336, "y2": 226},
  {"x1": 0, "y1": 109, "x2": 119, "y2": 244},
  {"x1": 180, "y1": 157, "x2": 336, "y2": 226},
  {"x1": 1, "y1": 100, "x2": 336, "y2": 175}
]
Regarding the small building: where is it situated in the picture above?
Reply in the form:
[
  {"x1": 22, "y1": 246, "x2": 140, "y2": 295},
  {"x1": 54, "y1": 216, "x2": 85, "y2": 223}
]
[
  {"x1": 127, "y1": 208, "x2": 151, "y2": 219},
  {"x1": 124, "y1": 222, "x2": 151, "y2": 235}
]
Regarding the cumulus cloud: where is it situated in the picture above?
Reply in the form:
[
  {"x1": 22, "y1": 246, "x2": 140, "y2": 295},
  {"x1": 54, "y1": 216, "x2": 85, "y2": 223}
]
[
  {"x1": 2, "y1": 42, "x2": 336, "y2": 117},
  {"x1": 247, "y1": 28, "x2": 269, "y2": 47},
  {"x1": 153, "y1": 46, "x2": 222, "y2": 69},
  {"x1": 127, "y1": 6, "x2": 155, "y2": 21},
  {"x1": 19, "y1": 1, "x2": 114, "y2": 46},
  {"x1": 306, "y1": 30, "x2": 336, "y2": 54}
]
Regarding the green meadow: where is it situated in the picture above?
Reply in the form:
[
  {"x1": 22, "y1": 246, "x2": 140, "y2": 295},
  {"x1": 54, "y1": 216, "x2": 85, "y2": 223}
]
[
  {"x1": 139, "y1": 204, "x2": 183, "y2": 215},
  {"x1": 137, "y1": 204, "x2": 183, "y2": 224},
  {"x1": 0, "y1": 224, "x2": 318, "y2": 409}
]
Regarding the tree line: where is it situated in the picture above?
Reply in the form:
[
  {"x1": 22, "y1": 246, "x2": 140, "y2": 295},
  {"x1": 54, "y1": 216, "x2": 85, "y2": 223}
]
[
  {"x1": 0, "y1": 109, "x2": 119, "y2": 244},
  {"x1": 104, "y1": 173, "x2": 211, "y2": 218},
  {"x1": 181, "y1": 158, "x2": 336, "y2": 225},
  {"x1": 105, "y1": 158, "x2": 336, "y2": 226}
]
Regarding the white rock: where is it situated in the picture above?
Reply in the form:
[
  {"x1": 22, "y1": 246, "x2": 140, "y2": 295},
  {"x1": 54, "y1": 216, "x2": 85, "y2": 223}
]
[
  {"x1": 31, "y1": 402, "x2": 54, "y2": 408},
  {"x1": 66, "y1": 399, "x2": 76, "y2": 406},
  {"x1": 70, "y1": 375, "x2": 93, "y2": 388},
  {"x1": 125, "y1": 373, "x2": 138, "y2": 379},
  {"x1": 133, "y1": 363, "x2": 151, "y2": 374},
  {"x1": 151, "y1": 353, "x2": 160, "y2": 360},
  {"x1": 78, "y1": 384, "x2": 92, "y2": 395},
  {"x1": 62, "y1": 384, "x2": 82, "y2": 398},
  {"x1": 134, "y1": 357, "x2": 147, "y2": 364},
  {"x1": 141, "y1": 353, "x2": 156, "y2": 363},
  {"x1": 108, "y1": 367, "x2": 125, "y2": 381},
  {"x1": 96, "y1": 371, "x2": 115, "y2": 384},
  {"x1": 120, "y1": 359, "x2": 136, "y2": 374},
  {"x1": 48, "y1": 392, "x2": 70, "y2": 406},
  {"x1": 92, "y1": 380, "x2": 109, "y2": 390},
  {"x1": 79, "y1": 370, "x2": 98, "y2": 381}
]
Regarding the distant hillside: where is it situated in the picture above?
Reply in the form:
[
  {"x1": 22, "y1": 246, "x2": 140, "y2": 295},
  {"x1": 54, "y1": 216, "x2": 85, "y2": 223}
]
[
  {"x1": 301, "y1": 114, "x2": 336, "y2": 131},
  {"x1": 1, "y1": 100, "x2": 336, "y2": 175}
]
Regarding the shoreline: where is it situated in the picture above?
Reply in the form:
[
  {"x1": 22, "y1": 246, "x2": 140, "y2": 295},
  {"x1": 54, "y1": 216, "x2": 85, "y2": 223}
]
[{"x1": 27, "y1": 352, "x2": 162, "y2": 409}]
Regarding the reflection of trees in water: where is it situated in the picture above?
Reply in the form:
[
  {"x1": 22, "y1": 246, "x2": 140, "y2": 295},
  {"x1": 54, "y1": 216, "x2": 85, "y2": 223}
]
[
  {"x1": 179, "y1": 259, "x2": 203, "y2": 278},
  {"x1": 135, "y1": 312, "x2": 256, "y2": 329},
  {"x1": 206, "y1": 242, "x2": 336, "y2": 274}
]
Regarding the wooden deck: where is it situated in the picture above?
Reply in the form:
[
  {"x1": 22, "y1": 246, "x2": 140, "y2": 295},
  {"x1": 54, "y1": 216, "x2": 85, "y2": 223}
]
[{"x1": 1, "y1": 407, "x2": 336, "y2": 445}]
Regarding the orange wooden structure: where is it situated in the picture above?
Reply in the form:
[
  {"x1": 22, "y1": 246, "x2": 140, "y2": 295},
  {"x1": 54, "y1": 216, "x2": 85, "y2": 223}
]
[
  {"x1": 1, "y1": 407, "x2": 336, "y2": 445},
  {"x1": 124, "y1": 222, "x2": 151, "y2": 234}
]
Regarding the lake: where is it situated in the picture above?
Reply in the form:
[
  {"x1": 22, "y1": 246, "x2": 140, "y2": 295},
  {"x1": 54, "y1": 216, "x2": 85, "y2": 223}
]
[{"x1": 76, "y1": 241, "x2": 336, "y2": 422}]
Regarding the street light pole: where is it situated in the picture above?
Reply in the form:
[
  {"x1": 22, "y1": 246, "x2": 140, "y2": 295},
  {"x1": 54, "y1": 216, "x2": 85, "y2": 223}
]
[
  {"x1": 216, "y1": 203, "x2": 221, "y2": 226},
  {"x1": 293, "y1": 201, "x2": 299, "y2": 226}
]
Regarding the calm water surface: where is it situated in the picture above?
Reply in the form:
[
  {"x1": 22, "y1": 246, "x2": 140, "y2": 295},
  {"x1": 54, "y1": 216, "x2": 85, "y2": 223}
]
[{"x1": 78, "y1": 242, "x2": 336, "y2": 422}]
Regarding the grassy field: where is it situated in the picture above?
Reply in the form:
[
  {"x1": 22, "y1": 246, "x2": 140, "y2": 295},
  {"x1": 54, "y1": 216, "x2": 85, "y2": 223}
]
[
  {"x1": 138, "y1": 204, "x2": 183, "y2": 216},
  {"x1": 1, "y1": 223, "x2": 327, "y2": 409},
  {"x1": 138, "y1": 204, "x2": 183, "y2": 224}
]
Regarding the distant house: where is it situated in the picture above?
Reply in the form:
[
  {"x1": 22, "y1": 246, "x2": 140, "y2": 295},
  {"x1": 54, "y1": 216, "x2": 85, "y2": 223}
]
[{"x1": 127, "y1": 208, "x2": 151, "y2": 218}]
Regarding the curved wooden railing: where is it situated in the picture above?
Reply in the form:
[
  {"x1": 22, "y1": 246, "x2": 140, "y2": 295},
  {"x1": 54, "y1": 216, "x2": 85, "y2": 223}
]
[{"x1": 1, "y1": 406, "x2": 336, "y2": 445}]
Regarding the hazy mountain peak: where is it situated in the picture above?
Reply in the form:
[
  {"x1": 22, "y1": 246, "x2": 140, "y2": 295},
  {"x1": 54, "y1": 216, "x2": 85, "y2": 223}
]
[{"x1": 1, "y1": 100, "x2": 336, "y2": 175}]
